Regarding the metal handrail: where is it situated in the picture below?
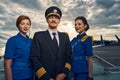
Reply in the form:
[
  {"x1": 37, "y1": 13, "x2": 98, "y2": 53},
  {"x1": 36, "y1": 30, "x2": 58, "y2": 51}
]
[{"x1": 93, "y1": 55, "x2": 116, "y2": 67}]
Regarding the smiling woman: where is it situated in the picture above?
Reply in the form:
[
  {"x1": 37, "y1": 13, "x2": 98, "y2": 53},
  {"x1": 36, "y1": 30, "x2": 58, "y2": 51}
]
[{"x1": 4, "y1": 15, "x2": 34, "y2": 80}]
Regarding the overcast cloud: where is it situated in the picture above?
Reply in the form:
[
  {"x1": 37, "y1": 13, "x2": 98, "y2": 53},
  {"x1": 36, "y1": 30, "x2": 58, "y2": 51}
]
[{"x1": 0, "y1": 0, "x2": 120, "y2": 43}]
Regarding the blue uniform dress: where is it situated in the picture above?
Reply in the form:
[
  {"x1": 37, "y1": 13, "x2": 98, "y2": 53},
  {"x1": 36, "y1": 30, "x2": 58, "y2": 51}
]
[
  {"x1": 4, "y1": 33, "x2": 34, "y2": 80},
  {"x1": 70, "y1": 33, "x2": 93, "y2": 80}
]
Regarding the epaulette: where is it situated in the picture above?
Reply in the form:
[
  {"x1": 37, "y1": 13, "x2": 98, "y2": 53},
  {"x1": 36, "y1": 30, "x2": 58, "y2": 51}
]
[
  {"x1": 63, "y1": 32, "x2": 68, "y2": 35},
  {"x1": 81, "y1": 35, "x2": 94, "y2": 44},
  {"x1": 81, "y1": 35, "x2": 89, "y2": 42}
]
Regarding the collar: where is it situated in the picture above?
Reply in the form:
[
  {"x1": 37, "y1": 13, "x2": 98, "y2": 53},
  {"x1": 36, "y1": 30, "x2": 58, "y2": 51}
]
[
  {"x1": 48, "y1": 28, "x2": 58, "y2": 36},
  {"x1": 17, "y1": 33, "x2": 29, "y2": 39},
  {"x1": 77, "y1": 33, "x2": 86, "y2": 39}
]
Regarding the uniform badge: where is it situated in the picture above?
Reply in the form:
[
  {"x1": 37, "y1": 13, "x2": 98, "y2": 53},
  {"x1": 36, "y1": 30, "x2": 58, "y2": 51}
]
[{"x1": 53, "y1": 9, "x2": 57, "y2": 13}]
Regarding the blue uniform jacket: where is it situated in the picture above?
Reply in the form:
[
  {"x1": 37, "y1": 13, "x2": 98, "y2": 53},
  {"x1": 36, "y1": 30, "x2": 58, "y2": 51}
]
[
  {"x1": 70, "y1": 33, "x2": 93, "y2": 73},
  {"x1": 4, "y1": 33, "x2": 34, "y2": 80}
]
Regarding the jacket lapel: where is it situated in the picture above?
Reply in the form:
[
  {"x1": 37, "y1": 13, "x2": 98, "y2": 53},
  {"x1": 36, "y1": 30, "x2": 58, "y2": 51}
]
[{"x1": 58, "y1": 32, "x2": 63, "y2": 55}]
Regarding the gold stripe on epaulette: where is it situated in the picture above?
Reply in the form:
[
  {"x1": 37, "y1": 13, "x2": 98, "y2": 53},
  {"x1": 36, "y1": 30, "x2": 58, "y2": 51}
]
[
  {"x1": 36, "y1": 67, "x2": 46, "y2": 78},
  {"x1": 63, "y1": 32, "x2": 68, "y2": 35},
  {"x1": 65, "y1": 63, "x2": 71, "y2": 70},
  {"x1": 81, "y1": 35, "x2": 89, "y2": 42}
]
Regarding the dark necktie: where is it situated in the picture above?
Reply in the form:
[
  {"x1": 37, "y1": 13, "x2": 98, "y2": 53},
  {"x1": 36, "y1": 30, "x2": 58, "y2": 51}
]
[
  {"x1": 52, "y1": 32, "x2": 58, "y2": 53},
  {"x1": 52, "y1": 32, "x2": 58, "y2": 46}
]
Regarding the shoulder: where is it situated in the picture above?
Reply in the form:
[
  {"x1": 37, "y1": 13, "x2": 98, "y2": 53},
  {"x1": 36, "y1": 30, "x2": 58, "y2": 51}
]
[
  {"x1": 81, "y1": 35, "x2": 93, "y2": 42},
  {"x1": 71, "y1": 37, "x2": 76, "y2": 42},
  {"x1": 87, "y1": 36, "x2": 93, "y2": 42},
  {"x1": 62, "y1": 32, "x2": 68, "y2": 35},
  {"x1": 59, "y1": 32, "x2": 69, "y2": 37},
  {"x1": 58, "y1": 32, "x2": 70, "y2": 41},
  {"x1": 34, "y1": 31, "x2": 47, "y2": 36},
  {"x1": 82, "y1": 35, "x2": 93, "y2": 45},
  {"x1": 6, "y1": 35, "x2": 18, "y2": 46},
  {"x1": 70, "y1": 37, "x2": 77, "y2": 45},
  {"x1": 7, "y1": 35, "x2": 18, "y2": 42},
  {"x1": 88, "y1": 36, "x2": 93, "y2": 41}
]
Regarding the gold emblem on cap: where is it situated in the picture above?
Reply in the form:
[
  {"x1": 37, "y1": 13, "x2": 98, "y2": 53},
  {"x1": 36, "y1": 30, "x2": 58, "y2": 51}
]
[{"x1": 53, "y1": 9, "x2": 57, "y2": 13}]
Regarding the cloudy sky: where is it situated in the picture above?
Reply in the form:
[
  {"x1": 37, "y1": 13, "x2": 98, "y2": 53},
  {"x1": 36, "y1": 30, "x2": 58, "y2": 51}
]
[{"x1": 0, "y1": 0, "x2": 120, "y2": 44}]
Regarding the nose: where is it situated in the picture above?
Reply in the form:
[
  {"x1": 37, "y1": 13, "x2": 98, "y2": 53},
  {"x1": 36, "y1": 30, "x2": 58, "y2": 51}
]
[
  {"x1": 24, "y1": 24, "x2": 28, "y2": 27},
  {"x1": 24, "y1": 25, "x2": 29, "y2": 29},
  {"x1": 75, "y1": 24, "x2": 79, "y2": 27}
]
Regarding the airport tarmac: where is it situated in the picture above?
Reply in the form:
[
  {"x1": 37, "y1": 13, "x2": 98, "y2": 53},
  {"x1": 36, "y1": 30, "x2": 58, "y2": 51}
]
[
  {"x1": 93, "y1": 45, "x2": 120, "y2": 67},
  {"x1": 93, "y1": 45, "x2": 120, "y2": 80},
  {"x1": 0, "y1": 45, "x2": 120, "y2": 80}
]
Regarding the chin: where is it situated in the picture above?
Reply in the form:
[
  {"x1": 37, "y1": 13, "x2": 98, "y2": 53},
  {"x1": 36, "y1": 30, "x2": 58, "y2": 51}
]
[
  {"x1": 50, "y1": 26, "x2": 57, "y2": 29},
  {"x1": 76, "y1": 30, "x2": 80, "y2": 33},
  {"x1": 23, "y1": 31, "x2": 28, "y2": 34}
]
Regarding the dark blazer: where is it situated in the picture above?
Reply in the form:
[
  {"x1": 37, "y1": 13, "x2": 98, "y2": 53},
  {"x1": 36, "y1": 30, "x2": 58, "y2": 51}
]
[{"x1": 30, "y1": 30, "x2": 71, "y2": 80}]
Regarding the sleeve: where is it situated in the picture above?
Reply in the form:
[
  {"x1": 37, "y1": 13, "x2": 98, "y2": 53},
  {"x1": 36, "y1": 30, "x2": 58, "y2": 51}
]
[
  {"x1": 4, "y1": 38, "x2": 15, "y2": 59},
  {"x1": 85, "y1": 36, "x2": 93, "y2": 56},
  {"x1": 62, "y1": 34, "x2": 72, "y2": 75},
  {"x1": 30, "y1": 33, "x2": 50, "y2": 79}
]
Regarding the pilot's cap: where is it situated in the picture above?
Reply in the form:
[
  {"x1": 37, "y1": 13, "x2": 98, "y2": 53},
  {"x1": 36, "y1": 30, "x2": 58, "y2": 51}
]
[{"x1": 45, "y1": 6, "x2": 62, "y2": 18}]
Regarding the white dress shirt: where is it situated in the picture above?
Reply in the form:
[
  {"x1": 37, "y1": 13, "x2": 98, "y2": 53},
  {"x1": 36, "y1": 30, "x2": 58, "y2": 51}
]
[{"x1": 48, "y1": 29, "x2": 59, "y2": 46}]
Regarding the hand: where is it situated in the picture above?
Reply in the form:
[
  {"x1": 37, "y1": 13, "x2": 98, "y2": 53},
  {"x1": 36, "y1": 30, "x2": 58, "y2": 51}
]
[
  {"x1": 56, "y1": 73, "x2": 66, "y2": 80},
  {"x1": 88, "y1": 77, "x2": 93, "y2": 80},
  {"x1": 50, "y1": 78, "x2": 54, "y2": 80}
]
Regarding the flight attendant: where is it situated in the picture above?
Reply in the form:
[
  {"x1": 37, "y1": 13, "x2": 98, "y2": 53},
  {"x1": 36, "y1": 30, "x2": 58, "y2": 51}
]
[
  {"x1": 70, "y1": 16, "x2": 93, "y2": 80},
  {"x1": 4, "y1": 15, "x2": 34, "y2": 80}
]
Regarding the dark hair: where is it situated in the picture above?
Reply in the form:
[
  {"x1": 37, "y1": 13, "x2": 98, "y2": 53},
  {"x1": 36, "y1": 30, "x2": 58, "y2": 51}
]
[
  {"x1": 75, "y1": 16, "x2": 89, "y2": 31},
  {"x1": 16, "y1": 15, "x2": 31, "y2": 28}
]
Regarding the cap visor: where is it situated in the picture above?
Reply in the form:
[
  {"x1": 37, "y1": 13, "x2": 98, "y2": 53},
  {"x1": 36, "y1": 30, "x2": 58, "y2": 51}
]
[{"x1": 46, "y1": 13, "x2": 60, "y2": 18}]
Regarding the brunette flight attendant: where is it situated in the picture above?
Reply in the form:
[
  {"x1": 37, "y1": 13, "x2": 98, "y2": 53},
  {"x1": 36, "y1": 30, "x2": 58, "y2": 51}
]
[{"x1": 71, "y1": 16, "x2": 93, "y2": 80}]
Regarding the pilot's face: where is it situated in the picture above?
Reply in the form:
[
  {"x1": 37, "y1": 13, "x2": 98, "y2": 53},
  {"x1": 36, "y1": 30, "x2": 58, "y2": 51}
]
[{"x1": 46, "y1": 15, "x2": 60, "y2": 29}]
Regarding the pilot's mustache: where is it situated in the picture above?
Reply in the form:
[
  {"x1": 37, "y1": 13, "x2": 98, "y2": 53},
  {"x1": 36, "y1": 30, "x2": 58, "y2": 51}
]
[{"x1": 51, "y1": 21, "x2": 56, "y2": 23}]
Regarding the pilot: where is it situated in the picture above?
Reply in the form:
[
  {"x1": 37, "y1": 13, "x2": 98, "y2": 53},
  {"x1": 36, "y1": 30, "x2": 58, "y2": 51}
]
[{"x1": 30, "y1": 6, "x2": 71, "y2": 80}]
